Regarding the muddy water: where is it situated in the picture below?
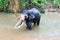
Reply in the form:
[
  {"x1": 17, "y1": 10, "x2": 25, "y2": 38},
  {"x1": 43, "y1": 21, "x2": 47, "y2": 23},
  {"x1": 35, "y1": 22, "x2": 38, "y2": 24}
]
[{"x1": 0, "y1": 12, "x2": 60, "y2": 40}]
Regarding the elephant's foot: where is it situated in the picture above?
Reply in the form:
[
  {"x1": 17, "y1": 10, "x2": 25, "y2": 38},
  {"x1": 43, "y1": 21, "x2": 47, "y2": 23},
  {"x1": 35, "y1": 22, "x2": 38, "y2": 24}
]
[{"x1": 26, "y1": 27, "x2": 32, "y2": 30}]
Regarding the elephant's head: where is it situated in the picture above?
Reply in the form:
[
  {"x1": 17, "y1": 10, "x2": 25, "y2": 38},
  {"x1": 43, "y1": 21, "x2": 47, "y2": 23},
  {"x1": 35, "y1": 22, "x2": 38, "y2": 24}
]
[
  {"x1": 15, "y1": 13, "x2": 35, "y2": 29},
  {"x1": 15, "y1": 14, "x2": 28, "y2": 29}
]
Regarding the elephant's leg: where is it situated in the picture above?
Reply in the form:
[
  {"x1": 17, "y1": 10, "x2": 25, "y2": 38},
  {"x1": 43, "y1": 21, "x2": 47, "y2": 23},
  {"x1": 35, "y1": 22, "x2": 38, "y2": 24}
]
[
  {"x1": 32, "y1": 18, "x2": 36, "y2": 25},
  {"x1": 37, "y1": 16, "x2": 41, "y2": 26},
  {"x1": 33, "y1": 20, "x2": 36, "y2": 26},
  {"x1": 37, "y1": 20, "x2": 40, "y2": 26},
  {"x1": 34, "y1": 22, "x2": 36, "y2": 25},
  {"x1": 26, "y1": 22, "x2": 32, "y2": 30}
]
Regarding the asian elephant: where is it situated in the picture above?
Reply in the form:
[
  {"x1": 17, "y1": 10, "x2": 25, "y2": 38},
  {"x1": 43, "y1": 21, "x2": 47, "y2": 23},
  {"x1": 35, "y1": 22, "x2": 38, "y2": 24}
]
[{"x1": 15, "y1": 8, "x2": 41, "y2": 30}]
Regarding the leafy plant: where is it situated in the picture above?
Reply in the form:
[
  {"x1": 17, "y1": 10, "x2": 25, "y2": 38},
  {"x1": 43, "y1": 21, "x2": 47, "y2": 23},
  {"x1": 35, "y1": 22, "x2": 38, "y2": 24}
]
[
  {"x1": 0, "y1": 0, "x2": 9, "y2": 11},
  {"x1": 53, "y1": 0, "x2": 60, "y2": 8},
  {"x1": 20, "y1": 0, "x2": 47, "y2": 13}
]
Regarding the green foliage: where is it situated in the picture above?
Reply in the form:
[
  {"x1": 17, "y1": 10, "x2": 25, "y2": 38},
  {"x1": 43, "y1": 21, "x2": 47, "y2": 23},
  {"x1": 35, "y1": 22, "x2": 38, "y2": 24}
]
[
  {"x1": 38, "y1": 8, "x2": 45, "y2": 13},
  {"x1": 0, "y1": 0, "x2": 4, "y2": 10},
  {"x1": 20, "y1": 0, "x2": 27, "y2": 7},
  {"x1": 0, "y1": 0, "x2": 9, "y2": 10},
  {"x1": 33, "y1": 0, "x2": 47, "y2": 13},
  {"x1": 53, "y1": 0, "x2": 60, "y2": 8},
  {"x1": 32, "y1": 0, "x2": 47, "y2": 8},
  {"x1": 4, "y1": 0, "x2": 9, "y2": 9},
  {"x1": 48, "y1": 0, "x2": 60, "y2": 8},
  {"x1": 7, "y1": 8, "x2": 13, "y2": 13},
  {"x1": 20, "y1": 0, "x2": 47, "y2": 13},
  {"x1": 0, "y1": 0, "x2": 60, "y2": 13},
  {"x1": 20, "y1": 0, "x2": 47, "y2": 8}
]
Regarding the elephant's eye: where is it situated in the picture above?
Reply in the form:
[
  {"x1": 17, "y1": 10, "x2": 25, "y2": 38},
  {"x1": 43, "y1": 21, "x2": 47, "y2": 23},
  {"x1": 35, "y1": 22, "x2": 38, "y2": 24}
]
[
  {"x1": 25, "y1": 16, "x2": 27, "y2": 18},
  {"x1": 25, "y1": 15, "x2": 28, "y2": 18},
  {"x1": 24, "y1": 16, "x2": 28, "y2": 20}
]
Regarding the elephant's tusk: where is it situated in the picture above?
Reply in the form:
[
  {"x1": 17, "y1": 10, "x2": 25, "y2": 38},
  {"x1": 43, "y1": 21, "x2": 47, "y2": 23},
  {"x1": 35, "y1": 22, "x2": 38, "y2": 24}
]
[{"x1": 14, "y1": 22, "x2": 24, "y2": 29}]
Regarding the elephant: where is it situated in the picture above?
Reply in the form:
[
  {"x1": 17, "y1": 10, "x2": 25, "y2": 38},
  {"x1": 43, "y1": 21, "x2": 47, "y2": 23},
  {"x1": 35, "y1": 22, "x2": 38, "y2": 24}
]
[{"x1": 15, "y1": 8, "x2": 41, "y2": 30}]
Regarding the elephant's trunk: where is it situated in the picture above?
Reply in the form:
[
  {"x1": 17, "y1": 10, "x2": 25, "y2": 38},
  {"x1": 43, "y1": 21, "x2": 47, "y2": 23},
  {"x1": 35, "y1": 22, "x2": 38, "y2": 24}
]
[{"x1": 14, "y1": 14, "x2": 25, "y2": 29}]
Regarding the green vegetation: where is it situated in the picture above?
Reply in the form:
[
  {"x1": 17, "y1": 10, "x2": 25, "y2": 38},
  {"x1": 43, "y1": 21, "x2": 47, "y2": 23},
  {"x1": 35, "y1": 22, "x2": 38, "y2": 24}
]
[
  {"x1": 0, "y1": 0, "x2": 9, "y2": 11},
  {"x1": 0, "y1": 0, "x2": 60, "y2": 13},
  {"x1": 47, "y1": 0, "x2": 60, "y2": 8},
  {"x1": 20, "y1": 0, "x2": 47, "y2": 13},
  {"x1": 53, "y1": 0, "x2": 60, "y2": 8}
]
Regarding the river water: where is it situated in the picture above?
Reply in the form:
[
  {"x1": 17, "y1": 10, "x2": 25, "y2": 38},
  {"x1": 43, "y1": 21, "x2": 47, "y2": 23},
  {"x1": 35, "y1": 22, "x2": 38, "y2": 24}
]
[{"x1": 0, "y1": 12, "x2": 60, "y2": 40}]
